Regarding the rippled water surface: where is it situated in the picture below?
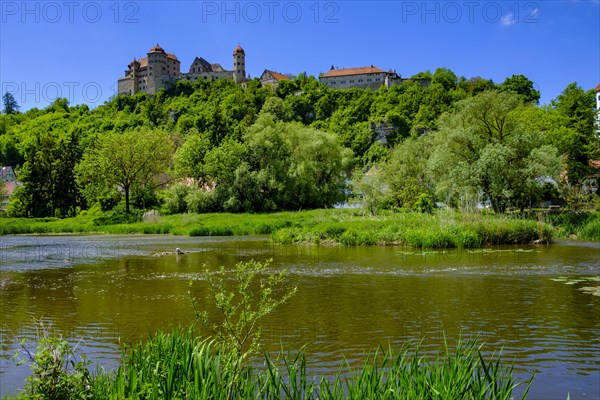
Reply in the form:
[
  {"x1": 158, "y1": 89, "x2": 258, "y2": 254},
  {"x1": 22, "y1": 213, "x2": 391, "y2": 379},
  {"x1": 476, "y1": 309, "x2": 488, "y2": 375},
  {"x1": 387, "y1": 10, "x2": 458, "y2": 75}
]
[{"x1": 1, "y1": 235, "x2": 599, "y2": 399}]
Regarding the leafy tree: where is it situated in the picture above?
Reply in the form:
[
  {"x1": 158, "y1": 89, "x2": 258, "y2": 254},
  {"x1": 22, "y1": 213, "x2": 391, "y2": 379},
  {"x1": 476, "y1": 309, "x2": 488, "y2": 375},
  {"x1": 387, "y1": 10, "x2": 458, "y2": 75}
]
[
  {"x1": 350, "y1": 168, "x2": 386, "y2": 216},
  {"x1": 15, "y1": 130, "x2": 58, "y2": 217},
  {"x1": 383, "y1": 136, "x2": 433, "y2": 209},
  {"x1": 2, "y1": 92, "x2": 19, "y2": 115},
  {"x1": 76, "y1": 129, "x2": 173, "y2": 213},
  {"x1": 429, "y1": 91, "x2": 561, "y2": 212},
  {"x1": 174, "y1": 132, "x2": 212, "y2": 183},
  {"x1": 551, "y1": 82, "x2": 598, "y2": 184},
  {"x1": 500, "y1": 74, "x2": 540, "y2": 104}
]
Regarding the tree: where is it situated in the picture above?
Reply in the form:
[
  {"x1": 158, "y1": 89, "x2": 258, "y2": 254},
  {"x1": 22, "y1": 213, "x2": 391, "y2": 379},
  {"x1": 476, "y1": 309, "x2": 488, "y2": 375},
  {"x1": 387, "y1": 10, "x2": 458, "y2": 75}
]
[
  {"x1": 500, "y1": 74, "x2": 540, "y2": 104},
  {"x1": 383, "y1": 136, "x2": 433, "y2": 209},
  {"x1": 76, "y1": 129, "x2": 173, "y2": 213},
  {"x1": 174, "y1": 132, "x2": 212, "y2": 183},
  {"x1": 551, "y1": 82, "x2": 598, "y2": 184},
  {"x1": 429, "y1": 91, "x2": 561, "y2": 212},
  {"x1": 2, "y1": 92, "x2": 19, "y2": 115}
]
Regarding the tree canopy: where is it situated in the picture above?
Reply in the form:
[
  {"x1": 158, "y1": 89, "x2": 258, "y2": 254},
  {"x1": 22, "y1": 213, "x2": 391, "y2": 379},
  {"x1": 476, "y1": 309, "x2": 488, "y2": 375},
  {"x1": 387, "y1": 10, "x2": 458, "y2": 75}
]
[{"x1": 0, "y1": 72, "x2": 597, "y2": 217}]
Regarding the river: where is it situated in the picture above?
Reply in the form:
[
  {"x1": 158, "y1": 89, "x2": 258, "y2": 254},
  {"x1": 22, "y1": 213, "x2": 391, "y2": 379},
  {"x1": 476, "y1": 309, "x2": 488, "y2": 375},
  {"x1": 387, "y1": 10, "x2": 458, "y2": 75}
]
[{"x1": 0, "y1": 235, "x2": 599, "y2": 399}]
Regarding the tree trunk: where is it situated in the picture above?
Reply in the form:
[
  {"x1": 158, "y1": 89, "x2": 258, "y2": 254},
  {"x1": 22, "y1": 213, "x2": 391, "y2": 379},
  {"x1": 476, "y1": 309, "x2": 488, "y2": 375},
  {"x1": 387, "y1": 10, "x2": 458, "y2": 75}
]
[{"x1": 124, "y1": 185, "x2": 130, "y2": 214}]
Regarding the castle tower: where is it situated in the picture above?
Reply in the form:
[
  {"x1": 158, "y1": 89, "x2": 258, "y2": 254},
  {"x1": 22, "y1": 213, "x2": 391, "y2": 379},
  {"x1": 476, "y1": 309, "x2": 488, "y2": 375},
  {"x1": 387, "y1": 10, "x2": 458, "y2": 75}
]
[
  {"x1": 130, "y1": 59, "x2": 140, "y2": 94},
  {"x1": 147, "y1": 44, "x2": 167, "y2": 94},
  {"x1": 233, "y1": 44, "x2": 245, "y2": 84}
]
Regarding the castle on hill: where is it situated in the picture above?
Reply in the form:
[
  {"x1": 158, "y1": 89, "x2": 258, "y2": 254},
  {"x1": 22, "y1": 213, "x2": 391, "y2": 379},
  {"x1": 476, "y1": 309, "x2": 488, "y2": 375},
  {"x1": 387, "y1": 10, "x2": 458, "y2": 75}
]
[
  {"x1": 118, "y1": 44, "x2": 247, "y2": 95},
  {"x1": 117, "y1": 44, "x2": 429, "y2": 96}
]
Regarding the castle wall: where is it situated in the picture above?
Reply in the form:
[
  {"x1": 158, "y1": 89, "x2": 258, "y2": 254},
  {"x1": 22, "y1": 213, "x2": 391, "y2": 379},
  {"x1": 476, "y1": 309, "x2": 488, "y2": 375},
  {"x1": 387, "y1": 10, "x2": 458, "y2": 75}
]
[
  {"x1": 118, "y1": 77, "x2": 134, "y2": 95},
  {"x1": 320, "y1": 72, "x2": 386, "y2": 90}
]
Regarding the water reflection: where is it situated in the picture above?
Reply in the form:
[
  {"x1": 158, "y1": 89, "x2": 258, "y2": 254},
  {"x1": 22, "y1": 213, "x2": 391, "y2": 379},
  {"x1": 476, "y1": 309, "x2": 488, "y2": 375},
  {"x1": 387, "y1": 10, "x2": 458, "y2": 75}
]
[{"x1": 1, "y1": 236, "x2": 599, "y2": 399}]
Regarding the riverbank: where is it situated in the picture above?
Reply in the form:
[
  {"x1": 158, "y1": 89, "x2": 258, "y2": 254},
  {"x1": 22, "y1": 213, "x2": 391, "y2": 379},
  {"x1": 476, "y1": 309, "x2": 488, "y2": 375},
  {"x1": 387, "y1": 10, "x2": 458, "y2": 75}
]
[
  {"x1": 5, "y1": 328, "x2": 533, "y2": 400},
  {"x1": 1, "y1": 209, "x2": 598, "y2": 247}
]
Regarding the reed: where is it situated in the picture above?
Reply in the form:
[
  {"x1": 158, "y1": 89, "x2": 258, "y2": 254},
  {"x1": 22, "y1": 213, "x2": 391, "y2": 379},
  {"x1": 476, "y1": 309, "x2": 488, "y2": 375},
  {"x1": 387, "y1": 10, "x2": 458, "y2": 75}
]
[{"x1": 80, "y1": 329, "x2": 534, "y2": 400}]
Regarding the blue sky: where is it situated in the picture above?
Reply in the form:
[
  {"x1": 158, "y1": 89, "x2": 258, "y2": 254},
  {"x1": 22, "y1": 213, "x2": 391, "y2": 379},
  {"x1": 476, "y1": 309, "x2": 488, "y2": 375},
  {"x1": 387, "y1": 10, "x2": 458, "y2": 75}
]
[{"x1": 1, "y1": 1, "x2": 599, "y2": 111}]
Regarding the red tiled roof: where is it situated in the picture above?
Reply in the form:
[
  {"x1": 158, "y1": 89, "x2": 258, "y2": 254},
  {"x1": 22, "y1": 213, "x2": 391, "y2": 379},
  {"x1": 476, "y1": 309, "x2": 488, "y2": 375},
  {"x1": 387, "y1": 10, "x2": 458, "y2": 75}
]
[
  {"x1": 267, "y1": 70, "x2": 289, "y2": 81},
  {"x1": 167, "y1": 53, "x2": 179, "y2": 62},
  {"x1": 3, "y1": 181, "x2": 18, "y2": 196},
  {"x1": 595, "y1": 84, "x2": 600, "y2": 92},
  {"x1": 139, "y1": 57, "x2": 148, "y2": 68},
  {"x1": 321, "y1": 66, "x2": 385, "y2": 78}
]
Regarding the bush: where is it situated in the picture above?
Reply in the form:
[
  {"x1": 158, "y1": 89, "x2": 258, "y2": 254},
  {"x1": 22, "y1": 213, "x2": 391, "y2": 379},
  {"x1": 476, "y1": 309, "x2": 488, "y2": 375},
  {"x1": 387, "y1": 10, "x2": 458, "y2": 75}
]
[
  {"x1": 413, "y1": 193, "x2": 435, "y2": 214},
  {"x1": 185, "y1": 187, "x2": 217, "y2": 213},
  {"x1": 578, "y1": 216, "x2": 600, "y2": 240},
  {"x1": 92, "y1": 203, "x2": 142, "y2": 226},
  {"x1": 14, "y1": 330, "x2": 92, "y2": 400},
  {"x1": 160, "y1": 184, "x2": 190, "y2": 215},
  {"x1": 131, "y1": 185, "x2": 159, "y2": 210}
]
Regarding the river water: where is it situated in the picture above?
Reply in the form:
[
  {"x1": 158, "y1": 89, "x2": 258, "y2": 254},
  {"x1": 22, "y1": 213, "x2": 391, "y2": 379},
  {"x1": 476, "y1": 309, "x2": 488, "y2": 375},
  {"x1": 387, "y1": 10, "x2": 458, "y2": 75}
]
[{"x1": 0, "y1": 235, "x2": 599, "y2": 399}]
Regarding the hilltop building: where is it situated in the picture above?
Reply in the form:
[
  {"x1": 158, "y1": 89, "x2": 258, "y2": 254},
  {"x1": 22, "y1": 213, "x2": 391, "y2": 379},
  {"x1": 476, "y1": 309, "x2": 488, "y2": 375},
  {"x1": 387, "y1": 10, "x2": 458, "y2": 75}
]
[
  {"x1": 259, "y1": 70, "x2": 290, "y2": 88},
  {"x1": 319, "y1": 66, "x2": 401, "y2": 90},
  {"x1": 118, "y1": 44, "x2": 247, "y2": 95},
  {"x1": 319, "y1": 65, "x2": 430, "y2": 90}
]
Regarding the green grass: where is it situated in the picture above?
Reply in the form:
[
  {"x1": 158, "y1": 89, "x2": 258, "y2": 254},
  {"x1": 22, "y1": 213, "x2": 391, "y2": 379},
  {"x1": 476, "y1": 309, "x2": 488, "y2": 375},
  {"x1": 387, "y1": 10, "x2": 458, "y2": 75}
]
[
  {"x1": 270, "y1": 210, "x2": 554, "y2": 248},
  {"x1": 27, "y1": 328, "x2": 531, "y2": 400},
  {"x1": 578, "y1": 216, "x2": 600, "y2": 240},
  {"x1": 0, "y1": 208, "x2": 562, "y2": 248}
]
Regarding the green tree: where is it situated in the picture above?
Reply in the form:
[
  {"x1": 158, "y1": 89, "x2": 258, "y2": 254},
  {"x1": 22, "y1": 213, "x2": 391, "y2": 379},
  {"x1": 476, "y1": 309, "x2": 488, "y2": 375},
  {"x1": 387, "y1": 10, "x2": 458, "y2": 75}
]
[
  {"x1": 383, "y1": 136, "x2": 433, "y2": 209},
  {"x1": 500, "y1": 74, "x2": 540, "y2": 104},
  {"x1": 76, "y1": 129, "x2": 173, "y2": 213},
  {"x1": 2, "y1": 92, "x2": 19, "y2": 115},
  {"x1": 174, "y1": 132, "x2": 212, "y2": 183},
  {"x1": 429, "y1": 91, "x2": 561, "y2": 212},
  {"x1": 551, "y1": 82, "x2": 598, "y2": 184}
]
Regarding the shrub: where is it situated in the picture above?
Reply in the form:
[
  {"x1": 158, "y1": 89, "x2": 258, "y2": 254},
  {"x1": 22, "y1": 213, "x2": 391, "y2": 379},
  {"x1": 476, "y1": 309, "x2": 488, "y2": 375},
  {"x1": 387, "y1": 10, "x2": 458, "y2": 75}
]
[
  {"x1": 185, "y1": 187, "x2": 217, "y2": 214},
  {"x1": 579, "y1": 217, "x2": 600, "y2": 240},
  {"x1": 13, "y1": 329, "x2": 92, "y2": 400},
  {"x1": 160, "y1": 184, "x2": 190, "y2": 215}
]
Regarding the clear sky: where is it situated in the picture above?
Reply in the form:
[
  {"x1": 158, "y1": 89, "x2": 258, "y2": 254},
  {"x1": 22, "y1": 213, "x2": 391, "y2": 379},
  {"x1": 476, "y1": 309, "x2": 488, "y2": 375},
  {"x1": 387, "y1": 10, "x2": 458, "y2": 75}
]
[{"x1": 1, "y1": 1, "x2": 599, "y2": 111}]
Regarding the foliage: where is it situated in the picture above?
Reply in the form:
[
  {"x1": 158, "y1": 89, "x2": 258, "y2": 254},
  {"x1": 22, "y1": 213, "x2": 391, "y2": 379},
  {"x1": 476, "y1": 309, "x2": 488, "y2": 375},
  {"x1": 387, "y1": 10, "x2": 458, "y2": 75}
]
[
  {"x1": 382, "y1": 136, "x2": 433, "y2": 210},
  {"x1": 350, "y1": 168, "x2": 387, "y2": 216},
  {"x1": 428, "y1": 91, "x2": 561, "y2": 213},
  {"x1": 193, "y1": 260, "x2": 296, "y2": 357},
  {"x1": 12, "y1": 324, "x2": 92, "y2": 400},
  {"x1": 76, "y1": 129, "x2": 173, "y2": 213},
  {"x1": 500, "y1": 74, "x2": 540, "y2": 104},
  {"x1": 550, "y1": 82, "x2": 599, "y2": 184},
  {"x1": 1, "y1": 76, "x2": 596, "y2": 216},
  {"x1": 578, "y1": 216, "x2": 600, "y2": 240},
  {"x1": 271, "y1": 209, "x2": 553, "y2": 247},
  {"x1": 3, "y1": 92, "x2": 20, "y2": 115},
  {"x1": 13, "y1": 328, "x2": 534, "y2": 400},
  {"x1": 191, "y1": 259, "x2": 297, "y2": 399}
]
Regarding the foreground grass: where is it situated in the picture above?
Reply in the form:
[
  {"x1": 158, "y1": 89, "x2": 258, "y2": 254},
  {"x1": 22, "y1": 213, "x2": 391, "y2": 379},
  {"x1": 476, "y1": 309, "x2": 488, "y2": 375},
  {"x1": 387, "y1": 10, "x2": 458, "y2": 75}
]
[
  {"x1": 9, "y1": 328, "x2": 534, "y2": 400},
  {"x1": 3, "y1": 208, "x2": 596, "y2": 247}
]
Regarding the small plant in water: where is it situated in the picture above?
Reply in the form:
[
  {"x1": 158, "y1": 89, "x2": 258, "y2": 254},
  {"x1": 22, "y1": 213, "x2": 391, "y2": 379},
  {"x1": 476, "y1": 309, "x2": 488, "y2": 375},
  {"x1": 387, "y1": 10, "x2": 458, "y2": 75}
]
[
  {"x1": 12, "y1": 322, "x2": 92, "y2": 400},
  {"x1": 190, "y1": 258, "x2": 297, "y2": 399}
]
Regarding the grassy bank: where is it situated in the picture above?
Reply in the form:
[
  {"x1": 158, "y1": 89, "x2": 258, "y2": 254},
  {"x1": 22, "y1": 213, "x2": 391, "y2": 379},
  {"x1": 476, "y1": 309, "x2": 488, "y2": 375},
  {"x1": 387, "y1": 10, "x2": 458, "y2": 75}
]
[
  {"x1": 8, "y1": 328, "x2": 533, "y2": 400},
  {"x1": 2, "y1": 208, "x2": 597, "y2": 247}
]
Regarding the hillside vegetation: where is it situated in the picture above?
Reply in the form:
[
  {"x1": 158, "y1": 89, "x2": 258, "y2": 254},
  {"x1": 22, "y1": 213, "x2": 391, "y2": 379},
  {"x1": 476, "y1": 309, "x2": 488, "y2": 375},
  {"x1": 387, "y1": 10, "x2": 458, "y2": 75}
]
[{"x1": 1, "y1": 71, "x2": 598, "y2": 219}]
